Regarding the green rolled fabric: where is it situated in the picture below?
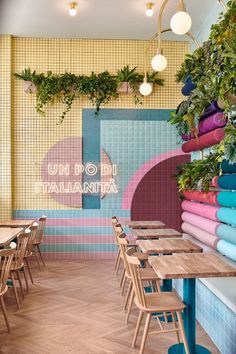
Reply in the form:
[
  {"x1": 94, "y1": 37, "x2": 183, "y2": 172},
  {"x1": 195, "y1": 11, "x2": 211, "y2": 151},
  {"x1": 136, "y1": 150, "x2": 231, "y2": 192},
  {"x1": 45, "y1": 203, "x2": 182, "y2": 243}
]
[
  {"x1": 217, "y1": 224, "x2": 236, "y2": 245},
  {"x1": 217, "y1": 192, "x2": 236, "y2": 208},
  {"x1": 217, "y1": 207, "x2": 236, "y2": 226}
]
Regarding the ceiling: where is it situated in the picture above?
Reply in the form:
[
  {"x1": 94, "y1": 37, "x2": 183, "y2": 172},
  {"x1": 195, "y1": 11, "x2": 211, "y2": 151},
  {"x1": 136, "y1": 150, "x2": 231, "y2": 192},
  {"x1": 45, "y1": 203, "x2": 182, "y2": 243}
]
[{"x1": 0, "y1": 0, "x2": 219, "y2": 40}]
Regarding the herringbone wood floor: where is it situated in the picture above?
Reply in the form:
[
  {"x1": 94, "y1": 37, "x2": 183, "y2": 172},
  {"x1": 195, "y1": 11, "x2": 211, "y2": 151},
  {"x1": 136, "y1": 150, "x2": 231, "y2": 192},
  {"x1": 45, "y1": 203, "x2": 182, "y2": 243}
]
[{"x1": 0, "y1": 260, "x2": 220, "y2": 354}]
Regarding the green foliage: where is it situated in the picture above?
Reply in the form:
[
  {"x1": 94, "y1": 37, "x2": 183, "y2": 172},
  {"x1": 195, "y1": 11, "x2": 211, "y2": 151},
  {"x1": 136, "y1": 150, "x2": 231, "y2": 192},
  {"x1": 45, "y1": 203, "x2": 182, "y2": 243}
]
[
  {"x1": 215, "y1": 116, "x2": 236, "y2": 164},
  {"x1": 116, "y1": 65, "x2": 142, "y2": 85}
]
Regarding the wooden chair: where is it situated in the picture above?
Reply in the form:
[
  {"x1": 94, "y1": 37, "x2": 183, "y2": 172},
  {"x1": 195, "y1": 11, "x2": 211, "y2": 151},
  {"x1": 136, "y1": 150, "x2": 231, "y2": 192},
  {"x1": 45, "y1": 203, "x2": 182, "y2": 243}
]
[
  {"x1": 117, "y1": 233, "x2": 161, "y2": 325},
  {"x1": 0, "y1": 248, "x2": 16, "y2": 332},
  {"x1": 33, "y1": 216, "x2": 47, "y2": 270},
  {"x1": 8, "y1": 231, "x2": 30, "y2": 309},
  {"x1": 24, "y1": 223, "x2": 39, "y2": 287},
  {"x1": 111, "y1": 216, "x2": 121, "y2": 273},
  {"x1": 126, "y1": 247, "x2": 190, "y2": 354}
]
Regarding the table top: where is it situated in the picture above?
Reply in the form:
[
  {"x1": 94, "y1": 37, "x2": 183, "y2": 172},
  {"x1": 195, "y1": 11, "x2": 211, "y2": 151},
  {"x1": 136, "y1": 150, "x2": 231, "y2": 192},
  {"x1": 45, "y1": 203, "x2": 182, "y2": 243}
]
[
  {"x1": 133, "y1": 228, "x2": 182, "y2": 239},
  {"x1": 0, "y1": 227, "x2": 24, "y2": 247},
  {"x1": 149, "y1": 253, "x2": 236, "y2": 279},
  {"x1": 137, "y1": 239, "x2": 203, "y2": 254},
  {"x1": 0, "y1": 219, "x2": 34, "y2": 228},
  {"x1": 126, "y1": 220, "x2": 165, "y2": 229}
]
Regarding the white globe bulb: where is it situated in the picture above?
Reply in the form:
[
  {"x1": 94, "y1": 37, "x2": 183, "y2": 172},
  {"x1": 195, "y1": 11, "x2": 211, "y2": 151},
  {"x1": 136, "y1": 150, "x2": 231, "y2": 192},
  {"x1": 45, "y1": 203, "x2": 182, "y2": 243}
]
[
  {"x1": 69, "y1": 8, "x2": 77, "y2": 16},
  {"x1": 151, "y1": 54, "x2": 167, "y2": 72},
  {"x1": 170, "y1": 11, "x2": 192, "y2": 35},
  {"x1": 146, "y1": 8, "x2": 154, "y2": 17},
  {"x1": 139, "y1": 82, "x2": 152, "y2": 96}
]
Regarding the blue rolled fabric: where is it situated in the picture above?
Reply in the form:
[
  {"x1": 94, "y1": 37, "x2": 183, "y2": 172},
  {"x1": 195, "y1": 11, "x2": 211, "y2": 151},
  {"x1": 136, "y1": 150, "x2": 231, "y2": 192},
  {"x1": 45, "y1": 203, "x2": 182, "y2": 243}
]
[
  {"x1": 200, "y1": 101, "x2": 223, "y2": 121},
  {"x1": 217, "y1": 224, "x2": 236, "y2": 245},
  {"x1": 181, "y1": 76, "x2": 196, "y2": 96},
  {"x1": 217, "y1": 240, "x2": 236, "y2": 261},
  {"x1": 221, "y1": 160, "x2": 236, "y2": 174},
  {"x1": 217, "y1": 207, "x2": 236, "y2": 226},
  {"x1": 217, "y1": 175, "x2": 236, "y2": 190},
  {"x1": 217, "y1": 192, "x2": 236, "y2": 208}
]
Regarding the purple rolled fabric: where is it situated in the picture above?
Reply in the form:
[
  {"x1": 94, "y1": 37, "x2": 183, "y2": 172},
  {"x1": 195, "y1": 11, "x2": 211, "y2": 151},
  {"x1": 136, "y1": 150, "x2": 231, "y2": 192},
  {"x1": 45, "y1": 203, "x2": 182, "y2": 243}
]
[
  {"x1": 200, "y1": 101, "x2": 223, "y2": 121},
  {"x1": 182, "y1": 112, "x2": 226, "y2": 141}
]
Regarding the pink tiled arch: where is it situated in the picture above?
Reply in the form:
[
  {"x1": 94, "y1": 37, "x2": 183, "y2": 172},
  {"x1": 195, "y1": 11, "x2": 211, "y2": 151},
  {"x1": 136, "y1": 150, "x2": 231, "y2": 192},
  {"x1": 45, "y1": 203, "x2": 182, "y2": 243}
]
[{"x1": 122, "y1": 149, "x2": 184, "y2": 210}]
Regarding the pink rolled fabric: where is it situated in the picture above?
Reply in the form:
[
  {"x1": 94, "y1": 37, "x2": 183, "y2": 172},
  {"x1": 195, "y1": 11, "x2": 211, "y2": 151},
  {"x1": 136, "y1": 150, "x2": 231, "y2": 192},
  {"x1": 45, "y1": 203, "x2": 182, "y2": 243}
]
[
  {"x1": 182, "y1": 128, "x2": 225, "y2": 153},
  {"x1": 182, "y1": 212, "x2": 221, "y2": 235},
  {"x1": 212, "y1": 176, "x2": 219, "y2": 188},
  {"x1": 182, "y1": 222, "x2": 220, "y2": 249},
  {"x1": 182, "y1": 200, "x2": 220, "y2": 221},
  {"x1": 182, "y1": 112, "x2": 226, "y2": 141},
  {"x1": 183, "y1": 190, "x2": 219, "y2": 205}
]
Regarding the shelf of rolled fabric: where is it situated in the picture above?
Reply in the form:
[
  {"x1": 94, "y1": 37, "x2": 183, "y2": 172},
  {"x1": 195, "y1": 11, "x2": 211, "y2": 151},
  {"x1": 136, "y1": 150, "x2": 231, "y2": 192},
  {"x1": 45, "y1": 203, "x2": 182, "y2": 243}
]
[
  {"x1": 182, "y1": 200, "x2": 236, "y2": 226},
  {"x1": 181, "y1": 112, "x2": 226, "y2": 141},
  {"x1": 183, "y1": 190, "x2": 236, "y2": 208},
  {"x1": 182, "y1": 212, "x2": 236, "y2": 245},
  {"x1": 182, "y1": 128, "x2": 225, "y2": 153},
  {"x1": 212, "y1": 174, "x2": 236, "y2": 190},
  {"x1": 182, "y1": 222, "x2": 220, "y2": 249}
]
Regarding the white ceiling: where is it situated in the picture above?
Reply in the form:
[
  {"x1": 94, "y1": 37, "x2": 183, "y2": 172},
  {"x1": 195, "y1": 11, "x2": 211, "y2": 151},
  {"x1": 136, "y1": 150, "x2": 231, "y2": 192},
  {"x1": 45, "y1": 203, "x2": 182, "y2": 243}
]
[{"x1": 0, "y1": 0, "x2": 218, "y2": 40}]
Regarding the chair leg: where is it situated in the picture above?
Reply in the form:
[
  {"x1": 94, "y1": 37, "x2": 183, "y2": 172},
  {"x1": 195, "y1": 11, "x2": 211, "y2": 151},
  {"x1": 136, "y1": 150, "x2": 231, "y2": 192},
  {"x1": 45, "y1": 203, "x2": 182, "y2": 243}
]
[
  {"x1": 123, "y1": 281, "x2": 132, "y2": 312},
  {"x1": 172, "y1": 312, "x2": 180, "y2": 343},
  {"x1": 121, "y1": 274, "x2": 127, "y2": 296},
  {"x1": 114, "y1": 248, "x2": 120, "y2": 271},
  {"x1": 126, "y1": 288, "x2": 134, "y2": 324},
  {"x1": 22, "y1": 267, "x2": 29, "y2": 292},
  {"x1": 119, "y1": 268, "x2": 125, "y2": 288},
  {"x1": 139, "y1": 313, "x2": 151, "y2": 354},
  {"x1": 116, "y1": 255, "x2": 122, "y2": 275},
  {"x1": 10, "y1": 272, "x2": 20, "y2": 309},
  {"x1": 176, "y1": 311, "x2": 190, "y2": 354},
  {"x1": 0, "y1": 296, "x2": 10, "y2": 332},
  {"x1": 16, "y1": 270, "x2": 24, "y2": 299},
  {"x1": 34, "y1": 248, "x2": 42, "y2": 271},
  {"x1": 132, "y1": 310, "x2": 143, "y2": 347},
  {"x1": 37, "y1": 244, "x2": 45, "y2": 267},
  {"x1": 26, "y1": 258, "x2": 34, "y2": 284}
]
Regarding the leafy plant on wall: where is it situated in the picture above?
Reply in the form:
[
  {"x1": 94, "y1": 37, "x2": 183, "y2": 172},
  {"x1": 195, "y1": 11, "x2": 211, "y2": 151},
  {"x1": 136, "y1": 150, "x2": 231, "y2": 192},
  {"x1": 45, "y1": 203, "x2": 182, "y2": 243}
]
[{"x1": 14, "y1": 66, "x2": 164, "y2": 123}]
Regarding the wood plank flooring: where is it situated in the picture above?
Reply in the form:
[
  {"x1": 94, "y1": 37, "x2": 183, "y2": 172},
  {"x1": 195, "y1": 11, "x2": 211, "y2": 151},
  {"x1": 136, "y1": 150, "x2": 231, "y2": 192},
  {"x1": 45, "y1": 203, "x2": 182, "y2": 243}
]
[{"x1": 0, "y1": 260, "x2": 221, "y2": 354}]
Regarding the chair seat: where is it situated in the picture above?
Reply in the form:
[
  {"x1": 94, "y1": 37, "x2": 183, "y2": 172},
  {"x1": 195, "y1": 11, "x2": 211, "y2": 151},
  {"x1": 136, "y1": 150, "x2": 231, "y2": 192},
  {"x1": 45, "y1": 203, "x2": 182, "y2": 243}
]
[
  {"x1": 134, "y1": 291, "x2": 185, "y2": 313},
  {"x1": 140, "y1": 267, "x2": 159, "y2": 280}
]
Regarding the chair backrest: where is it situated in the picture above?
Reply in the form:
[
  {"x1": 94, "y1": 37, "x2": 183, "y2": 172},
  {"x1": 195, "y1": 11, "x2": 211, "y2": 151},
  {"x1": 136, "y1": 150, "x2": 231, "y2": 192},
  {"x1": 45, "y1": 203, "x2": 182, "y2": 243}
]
[
  {"x1": 0, "y1": 248, "x2": 16, "y2": 295},
  {"x1": 12, "y1": 231, "x2": 30, "y2": 269},
  {"x1": 126, "y1": 247, "x2": 147, "y2": 308},
  {"x1": 116, "y1": 232, "x2": 132, "y2": 277},
  {"x1": 26, "y1": 223, "x2": 39, "y2": 255},
  {"x1": 35, "y1": 216, "x2": 47, "y2": 244}
]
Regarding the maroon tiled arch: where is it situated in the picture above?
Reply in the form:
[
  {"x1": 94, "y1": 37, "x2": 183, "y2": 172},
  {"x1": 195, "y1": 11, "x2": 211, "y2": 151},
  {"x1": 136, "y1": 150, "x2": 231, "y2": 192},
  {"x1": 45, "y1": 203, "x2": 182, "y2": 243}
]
[{"x1": 131, "y1": 154, "x2": 190, "y2": 232}]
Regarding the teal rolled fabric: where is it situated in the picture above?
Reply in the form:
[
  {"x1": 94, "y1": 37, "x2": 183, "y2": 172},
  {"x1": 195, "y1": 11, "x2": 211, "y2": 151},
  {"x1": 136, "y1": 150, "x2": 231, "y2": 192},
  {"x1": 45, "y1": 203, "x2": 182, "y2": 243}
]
[
  {"x1": 217, "y1": 175, "x2": 236, "y2": 190},
  {"x1": 217, "y1": 223, "x2": 236, "y2": 245},
  {"x1": 217, "y1": 240, "x2": 236, "y2": 261},
  {"x1": 217, "y1": 192, "x2": 236, "y2": 208},
  {"x1": 221, "y1": 160, "x2": 236, "y2": 174},
  {"x1": 217, "y1": 207, "x2": 236, "y2": 226}
]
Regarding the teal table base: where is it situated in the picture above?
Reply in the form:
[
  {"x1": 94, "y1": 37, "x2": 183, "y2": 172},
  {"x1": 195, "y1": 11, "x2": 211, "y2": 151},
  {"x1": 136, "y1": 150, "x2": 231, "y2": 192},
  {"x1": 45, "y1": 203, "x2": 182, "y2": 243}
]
[
  {"x1": 168, "y1": 278, "x2": 211, "y2": 354},
  {"x1": 168, "y1": 343, "x2": 211, "y2": 354}
]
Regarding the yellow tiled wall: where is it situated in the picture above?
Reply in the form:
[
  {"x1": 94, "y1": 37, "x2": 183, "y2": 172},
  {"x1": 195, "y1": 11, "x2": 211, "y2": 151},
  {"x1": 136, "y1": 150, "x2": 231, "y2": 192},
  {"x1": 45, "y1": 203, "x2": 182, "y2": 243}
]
[{"x1": 0, "y1": 35, "x2": 188, "y2": 213}]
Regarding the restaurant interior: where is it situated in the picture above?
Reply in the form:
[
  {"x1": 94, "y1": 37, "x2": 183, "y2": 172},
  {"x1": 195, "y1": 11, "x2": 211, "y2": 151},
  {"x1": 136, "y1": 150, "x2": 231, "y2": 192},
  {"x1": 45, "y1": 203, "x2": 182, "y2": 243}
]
[{"x1": 0, "y1": 0, "x2": 236, "y2": 353}]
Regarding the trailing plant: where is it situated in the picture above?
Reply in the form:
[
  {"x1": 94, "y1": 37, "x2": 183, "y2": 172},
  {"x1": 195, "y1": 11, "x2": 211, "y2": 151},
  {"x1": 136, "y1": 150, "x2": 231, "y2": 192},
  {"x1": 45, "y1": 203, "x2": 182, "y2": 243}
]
[{"x1": 215, "y1": 115, "x2": 236, "y2": 164}]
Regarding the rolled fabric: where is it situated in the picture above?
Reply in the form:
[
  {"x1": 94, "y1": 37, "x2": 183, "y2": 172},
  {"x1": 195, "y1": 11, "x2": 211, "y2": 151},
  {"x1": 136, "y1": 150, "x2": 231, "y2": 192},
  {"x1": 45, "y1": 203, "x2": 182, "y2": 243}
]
[
  {"x1": 200, "y1": 101, "x2": 223, "y2": 121},
  {"x1": 183, "y1": 190, "x2": 218, "y2": 205},
  {"x1": 182, "y1": 222, "x2": 219, "y2": 249},
  {"x1": 181, "y1": 112, "x2": 226, "y2": 141},
  {"x1": 217, "y1": 240, "x2": 236, "y2": 262},
  {"x1": 181, "y1": 76, "x2": 196, "y2": 96},
  {"x1": 217, "y1": 224, "x2": 236, "y2": 245},
  {"x1": 217, "y1": 207, "x2": 236, "y2": 226},
  {"x1": 182, "y1": 212, "x2": 220, "y2": 234},
  {"x1": 182, "y1": 200, "x2": 220, "y2": 221},
  {"x1": 217, "y1": 192, "x2": 236, "y2": 208},
  {"x1": 182, "y1": 128, "x2": 225, "y2": 153},
  {"x1": 213, "y1": 174, "x2": 236, "y2": 190},
  {"x1": 221, "y1": 160, "x2": 236, "y2": 174}
]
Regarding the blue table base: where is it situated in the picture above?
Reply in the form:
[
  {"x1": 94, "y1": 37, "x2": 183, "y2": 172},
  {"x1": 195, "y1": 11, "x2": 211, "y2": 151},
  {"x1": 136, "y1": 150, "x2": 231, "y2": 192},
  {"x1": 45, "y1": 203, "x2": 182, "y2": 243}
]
[{"x1": 168, "y1": 343, "x2": 211, "y2": 354}]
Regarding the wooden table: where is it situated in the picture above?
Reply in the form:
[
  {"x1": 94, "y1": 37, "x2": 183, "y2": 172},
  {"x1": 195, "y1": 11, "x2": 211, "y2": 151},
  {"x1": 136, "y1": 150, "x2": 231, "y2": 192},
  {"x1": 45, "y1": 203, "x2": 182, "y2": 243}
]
[
  {"x1": 126, "y1": 220, "x2": 165, "y2": 229},
  {"x1": 0, "y1": 227, "x2": 23, "y2": 247},
  {"x1": 149, "y1": 254, "x2": 236, "y2": 354},
  {"x1": 137, "y1": 239, "x2": 203, "y2": 254},
  {"x1": 133, "y1": 228, "x2": 181, "y2": 240},
  {"x1": 0, "y1": 219, "x2": 34, "y2": 228}
]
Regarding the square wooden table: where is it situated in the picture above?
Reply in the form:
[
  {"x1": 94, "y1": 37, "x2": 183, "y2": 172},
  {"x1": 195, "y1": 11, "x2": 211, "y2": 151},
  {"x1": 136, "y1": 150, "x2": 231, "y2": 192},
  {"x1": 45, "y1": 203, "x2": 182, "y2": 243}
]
[
  {"x1": 133, "y1": 228, "x2": 182, "y2": 240},
  {"x1": 149, "y1": 254, "x2": 236, "y2": 354},
  {"x1": 137, "y1": 239, "x2": 203, "y2": 254},
  {"x1": 0, "y1": 219, "x2": 35, "y2": 228},
  {"x1": 126, "y1": 220, "x2": 165, "y2": 229},
  {"x1": 0, "y1": 227, "x2": 24, "y2": 247}
]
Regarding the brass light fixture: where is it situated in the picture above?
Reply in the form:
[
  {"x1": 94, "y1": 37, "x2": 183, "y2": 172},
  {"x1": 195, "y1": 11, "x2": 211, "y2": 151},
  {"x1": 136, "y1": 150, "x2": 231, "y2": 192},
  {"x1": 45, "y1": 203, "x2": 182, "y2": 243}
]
[
  {"x1": 69, "y1": 2, "x2": 78, "y2": 16},
  {"x1": 146, "y1": 2, "x2": 154, "y2": 17}
]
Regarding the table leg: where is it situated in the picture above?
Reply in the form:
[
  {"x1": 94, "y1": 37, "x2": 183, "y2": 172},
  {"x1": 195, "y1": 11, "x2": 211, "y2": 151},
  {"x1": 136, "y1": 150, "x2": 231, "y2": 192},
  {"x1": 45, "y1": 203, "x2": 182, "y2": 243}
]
[
  {"x1": 168, "y1": 278, "x2": 211, "y2": 354},
  {"x1": 162, "y1": 279, "x2": 172, "y2": 291}
]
